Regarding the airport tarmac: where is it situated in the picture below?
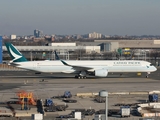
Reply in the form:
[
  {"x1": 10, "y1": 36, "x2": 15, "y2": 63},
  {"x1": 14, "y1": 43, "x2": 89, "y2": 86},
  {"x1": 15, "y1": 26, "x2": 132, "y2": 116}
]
[
  {"x1": 0, "y1": 68, "x2": 160, "y2": 92},
  {"x1": 0, "y1": 68, "x2": 159, "y2": 120}
]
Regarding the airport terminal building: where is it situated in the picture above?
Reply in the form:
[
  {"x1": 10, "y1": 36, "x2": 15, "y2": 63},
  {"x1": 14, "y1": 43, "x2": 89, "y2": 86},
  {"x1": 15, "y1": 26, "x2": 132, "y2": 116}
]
[{"x1": 2, "y1": 39, "x2": 160, "y2": 61}]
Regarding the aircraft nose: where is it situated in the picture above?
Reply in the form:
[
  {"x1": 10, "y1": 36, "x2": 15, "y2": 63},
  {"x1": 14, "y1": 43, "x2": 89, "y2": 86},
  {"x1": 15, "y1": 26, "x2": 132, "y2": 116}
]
[{"x1": 154, "y1": 66, "x2": 157, "y2": 71}]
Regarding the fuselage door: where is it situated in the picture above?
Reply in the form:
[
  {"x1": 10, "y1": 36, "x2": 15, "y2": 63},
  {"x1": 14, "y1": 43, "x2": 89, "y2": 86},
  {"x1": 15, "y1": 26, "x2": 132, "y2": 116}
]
[{"x1": 33, "y1": 63, "x2": 38, "y2": 70}]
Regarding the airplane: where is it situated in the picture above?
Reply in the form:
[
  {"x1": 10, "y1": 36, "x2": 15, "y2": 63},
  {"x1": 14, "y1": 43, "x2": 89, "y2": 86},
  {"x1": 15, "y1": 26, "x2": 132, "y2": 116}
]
[{"x1": 5, "y1": 42, "x2": 157, "y2": 79}]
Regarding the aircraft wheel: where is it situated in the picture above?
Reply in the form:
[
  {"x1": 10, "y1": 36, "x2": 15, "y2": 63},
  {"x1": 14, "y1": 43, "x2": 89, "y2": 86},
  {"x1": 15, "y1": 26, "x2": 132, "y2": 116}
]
[
  {"x1": 80, "y1": 76, "x2": 84, "y2": 79},
  {"x1": 76, "y1": 76, "x2": 87, "y2": 79},
  {"x1": 83, "y1": 76, "x2": 86, "y2": 79},
  {"x1": 75, "y1": 75, "x2": 78, "y2": 78}
]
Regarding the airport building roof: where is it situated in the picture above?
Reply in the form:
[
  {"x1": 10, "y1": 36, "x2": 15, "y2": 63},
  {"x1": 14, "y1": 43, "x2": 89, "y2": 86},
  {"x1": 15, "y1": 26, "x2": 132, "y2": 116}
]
[
  {"x1": 2, "y1": 45, "x2": 100, "y2": 53},
  {"x1": 94, "y1": 40, "x2": 160, "y2": 49},
  {"x1": 2, "y1": 40, "x2": 160, "y2": 54}
]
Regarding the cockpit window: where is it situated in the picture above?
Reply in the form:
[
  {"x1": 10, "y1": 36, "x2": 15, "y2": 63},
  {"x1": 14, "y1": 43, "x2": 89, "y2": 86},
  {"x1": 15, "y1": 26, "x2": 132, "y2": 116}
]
[{"x1": 150, "y1": 64, "x2": 153, "y2": 66}]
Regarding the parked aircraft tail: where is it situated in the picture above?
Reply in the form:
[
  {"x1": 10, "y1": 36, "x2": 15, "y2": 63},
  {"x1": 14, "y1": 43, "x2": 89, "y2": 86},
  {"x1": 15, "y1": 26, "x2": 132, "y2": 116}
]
[{"x1": 5, "y1": 43, "x2": 27, "y2": 62}]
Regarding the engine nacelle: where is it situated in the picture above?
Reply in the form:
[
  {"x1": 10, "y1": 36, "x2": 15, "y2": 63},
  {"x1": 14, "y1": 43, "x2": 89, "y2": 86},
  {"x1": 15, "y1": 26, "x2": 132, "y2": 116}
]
[{"x1": 94, "y1": 69, "x2": 108, "y2": 77}]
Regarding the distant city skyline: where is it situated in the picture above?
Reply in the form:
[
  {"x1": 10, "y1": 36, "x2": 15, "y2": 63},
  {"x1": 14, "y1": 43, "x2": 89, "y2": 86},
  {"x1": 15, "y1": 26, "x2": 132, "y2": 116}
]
[{"x1": 0, "y1": 0, "x2": 160, "y2": 36}]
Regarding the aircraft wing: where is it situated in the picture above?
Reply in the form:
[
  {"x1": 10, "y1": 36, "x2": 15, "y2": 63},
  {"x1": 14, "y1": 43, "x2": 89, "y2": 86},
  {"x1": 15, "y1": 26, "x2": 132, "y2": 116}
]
[
  {"x1": 61, "y1": 60, "x2": 93, "y2": 71},
  {"x1": 55, "y1": 51, "x2": 93, "y2": 71}
]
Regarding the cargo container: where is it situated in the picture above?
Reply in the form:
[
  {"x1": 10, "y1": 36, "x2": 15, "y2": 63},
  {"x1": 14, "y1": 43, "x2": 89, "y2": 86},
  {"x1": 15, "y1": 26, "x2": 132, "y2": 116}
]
[
  {"x1": 31, "y1": 114, "x2": 43, "y2": 120},
  {"x1": 149, "y1": 94, "x2": 158, "y2": 102},
  {"x1": 63, "y1": 91, "x2": 72, "y2": 98},
  {"x1": 74, "y1": 112, "x2": 81, "y2": 119},
  {"x1": 120, "y1": 106, "x2": 130, "y2": 117},
  {"x1": 45, "y1": 99, "x2": 53, "y2": 106},
  {"x1": 94, "y1": 114, "x2": 106, "y2": 120}
]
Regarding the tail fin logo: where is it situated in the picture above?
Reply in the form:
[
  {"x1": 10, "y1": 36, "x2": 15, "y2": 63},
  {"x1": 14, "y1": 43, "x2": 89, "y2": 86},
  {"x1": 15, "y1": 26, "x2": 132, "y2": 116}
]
[{"x1": 9, "y1": 46, "x2": 22, "y2": 62}]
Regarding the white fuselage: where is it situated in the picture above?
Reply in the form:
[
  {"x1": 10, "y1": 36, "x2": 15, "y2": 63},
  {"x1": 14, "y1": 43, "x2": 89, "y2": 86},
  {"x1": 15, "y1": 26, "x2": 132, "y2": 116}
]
[{"x1": 12, "y1": 60, "x2": 157, "y2": 74}]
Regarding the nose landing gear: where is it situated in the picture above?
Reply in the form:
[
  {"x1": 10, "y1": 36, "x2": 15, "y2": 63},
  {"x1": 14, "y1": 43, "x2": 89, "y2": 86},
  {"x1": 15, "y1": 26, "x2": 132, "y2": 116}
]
[{"x1": 146, "y1": 72, "x2": 150, "y2": 78}]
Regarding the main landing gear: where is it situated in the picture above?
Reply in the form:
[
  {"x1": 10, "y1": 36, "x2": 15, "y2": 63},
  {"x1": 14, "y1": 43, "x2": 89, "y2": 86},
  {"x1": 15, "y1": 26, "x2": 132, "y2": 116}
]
[
  {"x1": 75, "y1": 71, "x2": 87, "y2": 79},
  {"x1": 75, "y1": 75, "x2": 87, "y2": 79}
]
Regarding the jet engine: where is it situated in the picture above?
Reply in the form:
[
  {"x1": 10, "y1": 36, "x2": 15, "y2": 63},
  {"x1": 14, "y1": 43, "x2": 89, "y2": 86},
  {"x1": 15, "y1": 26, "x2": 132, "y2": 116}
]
[{"x1": 94, "y1": 69, "x2": 108, "y2": 77}]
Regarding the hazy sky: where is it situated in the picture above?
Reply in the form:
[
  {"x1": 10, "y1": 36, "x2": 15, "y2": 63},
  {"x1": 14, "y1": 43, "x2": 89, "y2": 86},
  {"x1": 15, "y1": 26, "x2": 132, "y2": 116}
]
[{"x1": 0, "y1": 0, "x2": 160, "y2": 36}]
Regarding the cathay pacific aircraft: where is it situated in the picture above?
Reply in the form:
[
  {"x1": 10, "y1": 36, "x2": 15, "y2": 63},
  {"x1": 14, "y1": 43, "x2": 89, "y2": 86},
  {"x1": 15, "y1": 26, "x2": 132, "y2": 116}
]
[{"x1": 5, "y1": 43, "x2": 157, "y2": 79}]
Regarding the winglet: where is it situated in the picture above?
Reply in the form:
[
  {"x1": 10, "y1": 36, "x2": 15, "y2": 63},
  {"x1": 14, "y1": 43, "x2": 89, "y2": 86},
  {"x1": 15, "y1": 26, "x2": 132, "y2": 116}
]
[
  {"x1": 54, "y1": 50, "x2": 71, "y2": 66},
  {"x1": 60, "y1": 60, "x2": 70, "y2": 66},
  {"x1": 54, "y1": 51, "x2": 60, "y2": 60}
]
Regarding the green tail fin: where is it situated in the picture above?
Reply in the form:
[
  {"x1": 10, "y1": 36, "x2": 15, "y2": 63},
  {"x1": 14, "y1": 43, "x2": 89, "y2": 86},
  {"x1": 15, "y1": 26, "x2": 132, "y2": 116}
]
[{"x1": 5, "y1": 43, "x2": 27, "y2": 62}]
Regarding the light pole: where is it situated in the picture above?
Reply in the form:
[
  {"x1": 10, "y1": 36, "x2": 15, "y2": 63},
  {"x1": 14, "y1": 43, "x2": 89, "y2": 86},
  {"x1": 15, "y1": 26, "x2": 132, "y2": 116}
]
[
  {"x1": 99, "y1": 90, "x2": 108, "y2": 120},
  {"x1": 68, "y1": 51, "x2": 69, "y2": 60},
  {"x1": 30, "y1": 51, "x2": 32, "y2": 61},
  {"x1": 52, "y1": 51, "x2": 53, "y2": 60}
]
